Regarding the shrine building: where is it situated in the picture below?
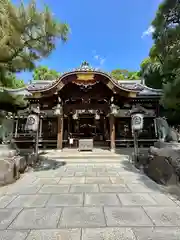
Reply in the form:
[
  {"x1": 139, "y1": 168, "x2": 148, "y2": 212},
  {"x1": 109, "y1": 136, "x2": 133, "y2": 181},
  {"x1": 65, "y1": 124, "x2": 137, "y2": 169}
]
[{"x1": 7, "y1": 62, "x2": 162, "y2": 151}]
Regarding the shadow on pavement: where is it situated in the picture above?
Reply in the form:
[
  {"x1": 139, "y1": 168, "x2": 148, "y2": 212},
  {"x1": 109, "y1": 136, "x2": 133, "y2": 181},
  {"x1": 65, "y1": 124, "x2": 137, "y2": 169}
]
[
  {"x1": 119, "y1": 159, "x2": 165, "y2": 193},
  {"x1": 33, "y1": 159, "x2": 66, "y2": 172}
]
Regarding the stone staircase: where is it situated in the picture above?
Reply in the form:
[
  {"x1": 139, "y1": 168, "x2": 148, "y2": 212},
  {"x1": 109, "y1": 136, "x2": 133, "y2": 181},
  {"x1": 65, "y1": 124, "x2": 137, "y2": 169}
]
[{"x1": 39, "y1": 148, "x2": 131, "y2": 163}]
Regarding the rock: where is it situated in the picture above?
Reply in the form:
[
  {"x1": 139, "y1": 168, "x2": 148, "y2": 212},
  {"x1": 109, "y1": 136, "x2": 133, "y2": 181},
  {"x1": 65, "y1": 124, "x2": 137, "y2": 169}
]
[
  {"x1": 147, "y1": 146, "x2": 180, "y2": 185},
  {"x1": 0, "y1": 144, "x2": 27, "y2": 186},
  {"x1": 18, "y1": 149, "x2": 35, "y2": 167},
  {"x1": 149, "y1": 146, "x2": 180, "y2": 159},
  {"x1": 149, "y1": 146, "x2": 180, "y2": 170},
  {"x1": 137, "y1": 149, "x2": 149, "y2": 166},
  {"x1": 14, "y1": 156, "x2": 27, "y2": 173},
  {"x1": 0, "y1": 158, "x2": 16, "y2": 185},
  {"x1": 145, "y1": 155, "x2": 176, "y2": 185},
  {"x1": 27, "y1": 154, "x2": 36, "y2": 166}
]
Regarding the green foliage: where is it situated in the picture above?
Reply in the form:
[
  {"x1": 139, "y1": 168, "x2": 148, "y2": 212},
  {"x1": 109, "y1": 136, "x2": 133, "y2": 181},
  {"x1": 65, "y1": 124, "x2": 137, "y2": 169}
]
[
  {"x1": 0, "y1": 72, "x2": 25, "y2": 89},
  {"x1": 0, "y1": 0, "x2": 69, "y2": 110},
  {"x1": 140, "y1": 0, "x2": 180, "y2": 111},
  {"x1": 0, "y1": 91, "x2": 27, "y2": 111},
  {"x1": 127, "y1": 71, "x2": 140, "y2": 80},
  {"x1": 33, "y1": 66, "x2": 60, "y2": 80},
  {"x1": 0, "y1": 72, "x2": 27, "y2": 111},
  {"x1": 140, "y1": 58, "x2": 163, "y2": 89},
  {"x1": 0, "y1": 0, "x2": 69, "y2": 73},
  {"x1": 111, "y1": 69, "x2": 140, "y2": 80}
]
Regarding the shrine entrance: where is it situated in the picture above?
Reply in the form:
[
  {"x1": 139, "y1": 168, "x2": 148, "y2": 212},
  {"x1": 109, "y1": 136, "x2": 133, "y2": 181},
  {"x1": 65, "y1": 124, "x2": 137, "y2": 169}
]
[
  {"x1": 63, "y1": 109, "x2": 110, "y2": 149},
  {"x1": 60, "y1": 78, "x2": 114, "y2": 150}
]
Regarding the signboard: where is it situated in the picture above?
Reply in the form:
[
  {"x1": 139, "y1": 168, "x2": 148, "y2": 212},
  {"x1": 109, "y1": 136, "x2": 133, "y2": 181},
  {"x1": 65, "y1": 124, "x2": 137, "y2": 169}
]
[
  {"x1": 76, "y1": 73, "x2": 95, "y2": 81},
  {"x1": 131, "y1": 114, "x2": 144, "y2": 131}
]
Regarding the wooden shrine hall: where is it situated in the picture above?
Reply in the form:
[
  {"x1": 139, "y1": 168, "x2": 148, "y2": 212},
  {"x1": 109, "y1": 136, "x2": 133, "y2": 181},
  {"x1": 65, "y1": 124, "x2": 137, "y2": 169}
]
[{"x1": 10, "y1": 62, "x2": 162, "y2": 151}]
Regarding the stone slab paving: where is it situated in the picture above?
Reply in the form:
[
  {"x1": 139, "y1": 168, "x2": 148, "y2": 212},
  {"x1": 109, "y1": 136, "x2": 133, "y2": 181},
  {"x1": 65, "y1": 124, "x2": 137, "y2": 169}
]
[
  {"x1": 8, "y1": 208, "x2": 62, "y2": 230},
  {"x1": 39, "y1": 185, "x2": 70, "y2": 194},
  {"x1": 70, "y1": 184, "x2": 99, "y2": 193},
  {"x1": 0, "y1": 157, "x2": 180, "y2": 239},
  {"x1": 84, "y1": 193, "x2": 121, "y2": 206}
]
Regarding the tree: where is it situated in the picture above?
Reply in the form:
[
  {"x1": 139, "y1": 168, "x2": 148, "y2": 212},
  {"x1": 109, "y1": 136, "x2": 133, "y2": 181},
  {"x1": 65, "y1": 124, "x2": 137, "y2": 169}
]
[
  {"x1": 33, "y1": 66, "x2": 60, "y2": 80},
  {"x1": 140, "y1": 57, "x2": 163, "y2": 89},
  {"x1": 111, "y1": 69, "x2": 140, "y2": 80},
  {"x1": 0, "y1": 72, "x2": 26, "y2": 111},
  {"x1": 140, "y1": 0, "x2": 180, "y2": 110},
  {"x1": 0, "y1": 0, "x2": 69, "y2": 110},
  {"x1": 111, "y1": 69, "x2": 125, "y2": 80},
  {"x1": 0, "y1": 72, "x2": 25, "y2": 89},
  {"x1": 152, "y1": 0, "x2": 180, "y2": 109},
  {"x1": 0, "y1": 0, "x2": 69, "y2": 74},
  {"x1": 128, "y1": 71, "x2": 140, "y2": 80}
]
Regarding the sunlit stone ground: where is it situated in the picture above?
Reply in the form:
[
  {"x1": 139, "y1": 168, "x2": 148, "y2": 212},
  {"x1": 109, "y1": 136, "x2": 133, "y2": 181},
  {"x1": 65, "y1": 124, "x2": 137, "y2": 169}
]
[{"x1": 0, "y1": 151, "x2": 180, "y2": 239}]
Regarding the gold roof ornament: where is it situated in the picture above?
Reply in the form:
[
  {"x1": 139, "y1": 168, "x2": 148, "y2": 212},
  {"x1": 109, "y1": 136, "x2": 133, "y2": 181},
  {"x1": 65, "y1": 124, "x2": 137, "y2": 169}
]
[{"x1": 76, "y1": 61, "x2": 94, "y2": 71}]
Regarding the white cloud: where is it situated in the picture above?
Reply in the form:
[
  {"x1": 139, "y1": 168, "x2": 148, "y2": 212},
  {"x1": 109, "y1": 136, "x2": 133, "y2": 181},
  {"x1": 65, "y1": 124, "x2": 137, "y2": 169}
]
[
  {"x1": 141, "y1": 26, "x2": 155, "y2": 38},
  {"x1": 100, "y1": 58, "x2": 105, "y2": 65},
  {"x1": 94, "y1": 55, "x2": 100, "y2": 60},
  {"x1": 93, "y1": 51, "x2": 106, "y2": 68}
]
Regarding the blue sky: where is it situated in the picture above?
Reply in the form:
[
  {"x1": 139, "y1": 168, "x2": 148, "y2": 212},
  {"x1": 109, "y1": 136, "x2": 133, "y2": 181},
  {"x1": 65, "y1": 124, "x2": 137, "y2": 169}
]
[{"x1": 15, "y1": 0, "x2": 161, "y2": 82}]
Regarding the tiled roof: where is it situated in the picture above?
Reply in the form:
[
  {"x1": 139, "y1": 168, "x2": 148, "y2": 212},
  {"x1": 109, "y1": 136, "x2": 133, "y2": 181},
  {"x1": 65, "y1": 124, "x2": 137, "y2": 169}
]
[
  {"x1": 0, "y1": 87, "x2": 32, "y2": 96},
  {"x1": 27, "y1": 80, "x2": 56, "y2": 91},
  {"x1": 0, "y1": 63, "x2": 162, "y2": 97},
  {"x1": 25, "y1": 79, "x2": 162, "y2": 96}
]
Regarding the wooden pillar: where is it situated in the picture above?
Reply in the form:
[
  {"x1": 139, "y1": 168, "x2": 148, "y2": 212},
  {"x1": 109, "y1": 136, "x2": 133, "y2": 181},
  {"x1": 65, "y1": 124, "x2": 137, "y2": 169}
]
[
  {"x1": 110, "y1": 114, "x2": 116, "y2": 152},
  {"x1": 39, "y1": 118, "x2": 42, "y2": 137},
  {"x1": 57, "y1": 115, "x2": 64, "y2": 150},
  {"x1": 14, "y1": 119, "x2": 18, "y2": 138},
  {"x1": 68, "y1": 115, "x2": 71, "y2": 134}
]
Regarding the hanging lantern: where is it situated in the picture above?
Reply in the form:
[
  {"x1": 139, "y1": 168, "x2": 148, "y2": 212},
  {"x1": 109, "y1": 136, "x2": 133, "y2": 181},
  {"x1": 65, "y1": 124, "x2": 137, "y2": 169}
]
[
  {"x1": 73, "y1": 111, "x2": 79, "y2": 120},
  {"x1": 54, "y1": 103, "x2": 63, "y2": 116},
  {"x1": 95, "y1": 112, "x2": 100, "y2": 120},
  {"x1": 110, "y1": 104, "x2": 119, "y2": 116}
]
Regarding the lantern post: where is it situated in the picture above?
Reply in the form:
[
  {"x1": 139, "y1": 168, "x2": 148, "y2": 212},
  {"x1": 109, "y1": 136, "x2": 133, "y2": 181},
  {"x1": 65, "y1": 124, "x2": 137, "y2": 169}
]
[
  {"x1": 131, "y1": 113, "x2": 144, "y2": 164},
  {"x1": 25, "y1": 104, "x2": 41, "y2": 163}
]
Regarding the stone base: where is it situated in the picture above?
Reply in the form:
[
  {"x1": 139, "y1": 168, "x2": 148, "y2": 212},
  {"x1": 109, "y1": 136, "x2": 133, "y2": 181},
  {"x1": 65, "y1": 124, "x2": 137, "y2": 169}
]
[
  {"x1": 154, "y1": 141, "x2": 180, "y2": 149},
  {"x1": 0, "y1": 144, "x2": 17, "y2": 158},
  {"x1": 15, "y1": 156, "x2": 27, "y2": 173},
  {"x1": 0, "y1": 158, "x2": 16, "y2": 185},
  {"x1": 110, "y1": 148, "x2": 115, "y2": 153},
  {"x1": 0, "y1": 144, "x2": 27, "y2": 186}
]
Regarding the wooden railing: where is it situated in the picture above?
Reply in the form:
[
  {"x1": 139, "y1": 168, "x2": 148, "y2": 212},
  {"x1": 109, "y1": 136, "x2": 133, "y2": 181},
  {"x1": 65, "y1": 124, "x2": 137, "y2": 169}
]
[
  {"x1": 13, "y1": 133, "x2": 158, "y2": 150},
  {"x1": 106, "y1": 139, "x2": 157, "y2": 148}
]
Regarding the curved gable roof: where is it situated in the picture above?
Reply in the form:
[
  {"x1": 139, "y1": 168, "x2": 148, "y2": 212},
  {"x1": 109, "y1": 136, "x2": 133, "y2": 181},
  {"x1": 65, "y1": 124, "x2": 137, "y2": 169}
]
[
  {"x1": 0, "y1": 62, "x2": 162, "y2": 97},
  {"x1": 27, "y1": 70, "x2": 142, "y2": 93}
]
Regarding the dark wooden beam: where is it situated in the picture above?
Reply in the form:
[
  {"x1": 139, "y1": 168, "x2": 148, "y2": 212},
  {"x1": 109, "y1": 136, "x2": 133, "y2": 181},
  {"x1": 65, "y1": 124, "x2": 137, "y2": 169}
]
[
  {"x1": 64, "y1": 103, "x2": 109, "y2": 114},
  {"x1": 110, "y1": 115, "x2": 116, "y2": 152},
  {"x1": 57, "y1": 115, "x2": 63, "y2": 150}
]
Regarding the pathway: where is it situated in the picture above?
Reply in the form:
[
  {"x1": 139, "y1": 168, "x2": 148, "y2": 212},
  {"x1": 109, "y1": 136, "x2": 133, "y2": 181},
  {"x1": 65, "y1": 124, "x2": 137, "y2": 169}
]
[{"x1": 0, "y1": 152, "x2": 180, "y2": 239}]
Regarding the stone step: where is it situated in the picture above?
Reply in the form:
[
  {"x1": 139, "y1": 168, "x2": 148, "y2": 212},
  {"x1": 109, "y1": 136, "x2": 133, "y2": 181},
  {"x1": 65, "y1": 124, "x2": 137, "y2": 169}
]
[
  {"x1": 39, "y1": 154, "x2": 129, "y2": 157},
  {"x1": 39, "y1": 148, "x2": 131, "y2": 163},
  {"x1": 39, "y1": 155, "x2": 130, "y2": 163}
]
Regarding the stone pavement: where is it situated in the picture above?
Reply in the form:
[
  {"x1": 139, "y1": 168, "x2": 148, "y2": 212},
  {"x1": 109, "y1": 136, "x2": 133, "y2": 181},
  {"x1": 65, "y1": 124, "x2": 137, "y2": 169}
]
[{"x1": 0, "y1": 156, "x2": 180, "y2": 239}]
